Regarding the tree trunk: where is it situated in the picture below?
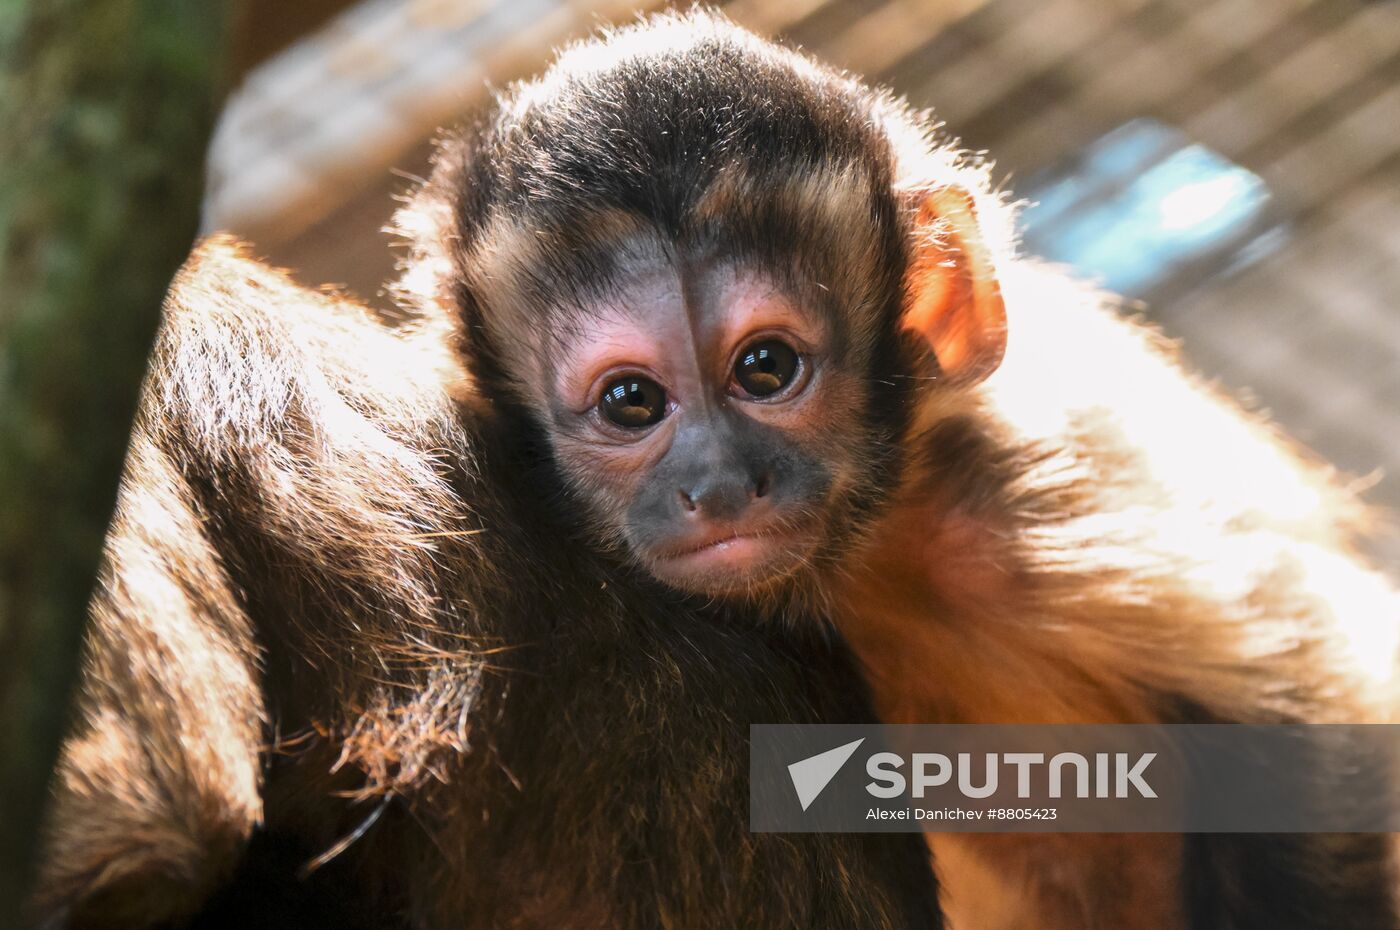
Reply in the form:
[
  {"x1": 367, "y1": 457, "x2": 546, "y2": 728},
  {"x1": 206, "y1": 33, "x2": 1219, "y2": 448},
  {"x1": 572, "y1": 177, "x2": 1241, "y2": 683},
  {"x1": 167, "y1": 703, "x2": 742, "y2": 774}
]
[{"x1": 0, "y1": 0, "x2": 232, "y2": 914}]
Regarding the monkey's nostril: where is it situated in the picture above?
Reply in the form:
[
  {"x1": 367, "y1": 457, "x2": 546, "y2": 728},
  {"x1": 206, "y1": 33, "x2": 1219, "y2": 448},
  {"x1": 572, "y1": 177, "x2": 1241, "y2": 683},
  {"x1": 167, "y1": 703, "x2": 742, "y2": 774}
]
[
  {"x1": 753, "y1": 474, "x2": 771, "y2": 499},
  {"x1": 679, "y1": 490, "x2": 698, "y2": 512}
]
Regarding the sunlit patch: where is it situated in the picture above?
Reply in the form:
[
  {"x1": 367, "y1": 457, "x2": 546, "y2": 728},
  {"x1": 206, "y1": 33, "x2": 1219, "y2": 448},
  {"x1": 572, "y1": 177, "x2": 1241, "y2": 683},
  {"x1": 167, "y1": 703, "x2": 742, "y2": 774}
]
[
  {"x1": 1020, "y1": 119, "x2": 1278, "y2": 297},
  {"x1": 988, "y1": 265, "x2": 1338, "y2": 534}
]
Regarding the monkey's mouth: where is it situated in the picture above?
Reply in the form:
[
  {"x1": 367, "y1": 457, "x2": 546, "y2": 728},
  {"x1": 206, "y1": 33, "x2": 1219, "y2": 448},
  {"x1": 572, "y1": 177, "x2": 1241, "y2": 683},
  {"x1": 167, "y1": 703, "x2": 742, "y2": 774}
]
[
  {"x1": 646, "y1": 521, "x2": 818, "y2": 594},
  {"x1": 665, "y1": 529, "x2": 773, "y2": 561}
]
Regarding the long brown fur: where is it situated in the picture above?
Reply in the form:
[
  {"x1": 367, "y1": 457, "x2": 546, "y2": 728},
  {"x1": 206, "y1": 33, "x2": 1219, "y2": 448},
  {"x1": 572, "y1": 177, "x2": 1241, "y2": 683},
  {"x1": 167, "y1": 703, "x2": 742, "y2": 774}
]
[
  {"x1": 32, "y1": 237, "x2": 476, "y2": 925},
  {"x1": 32, "y1": 232, "x2": 940, "y2": 929}
]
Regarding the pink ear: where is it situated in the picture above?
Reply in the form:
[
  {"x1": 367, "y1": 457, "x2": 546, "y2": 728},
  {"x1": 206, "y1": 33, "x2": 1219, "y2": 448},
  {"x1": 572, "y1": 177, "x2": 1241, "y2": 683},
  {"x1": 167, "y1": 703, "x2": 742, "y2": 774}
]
[{"x1": 902, "y1": 186, "x2": 1007, "y2": 384}]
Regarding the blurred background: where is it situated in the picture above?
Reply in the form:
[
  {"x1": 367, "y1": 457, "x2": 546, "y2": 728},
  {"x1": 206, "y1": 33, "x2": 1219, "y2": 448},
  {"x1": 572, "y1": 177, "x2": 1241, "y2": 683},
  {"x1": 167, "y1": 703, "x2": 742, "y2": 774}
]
[{"x1": 216, "y1": 0, "x2": 1400, "y2": 558}]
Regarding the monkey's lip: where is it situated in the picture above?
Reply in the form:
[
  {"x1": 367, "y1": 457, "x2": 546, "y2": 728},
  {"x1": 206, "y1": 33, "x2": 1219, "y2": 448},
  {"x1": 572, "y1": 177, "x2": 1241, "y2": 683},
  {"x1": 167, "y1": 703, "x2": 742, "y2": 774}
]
[
  {"x1": 650, "y1": 521, "x2": 807, "y2": 585},
  {"x1": 661, "y1": 528, "x2": 775, "y2": 560}
]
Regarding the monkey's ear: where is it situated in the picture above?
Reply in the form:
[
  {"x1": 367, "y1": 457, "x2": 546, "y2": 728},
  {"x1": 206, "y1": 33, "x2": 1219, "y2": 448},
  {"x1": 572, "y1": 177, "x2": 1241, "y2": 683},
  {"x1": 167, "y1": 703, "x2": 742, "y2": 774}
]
[{"x1": 902, "y1": 186, "x2": 1007, "y2": 384}]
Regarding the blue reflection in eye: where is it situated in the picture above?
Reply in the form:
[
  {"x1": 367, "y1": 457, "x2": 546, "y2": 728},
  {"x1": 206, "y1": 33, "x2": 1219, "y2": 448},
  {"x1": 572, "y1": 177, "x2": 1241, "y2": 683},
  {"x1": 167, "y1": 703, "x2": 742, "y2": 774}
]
[{"x1": 1020, "y1": 119, "x2": 1280, "y2": 298}]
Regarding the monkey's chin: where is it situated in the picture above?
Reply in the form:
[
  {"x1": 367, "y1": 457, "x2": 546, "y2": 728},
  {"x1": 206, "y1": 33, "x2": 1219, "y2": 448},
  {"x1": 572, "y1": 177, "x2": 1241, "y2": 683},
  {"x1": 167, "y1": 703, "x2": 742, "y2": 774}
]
[{"x1": 644, "y1": 532, "x2": 816, "y2": 598}]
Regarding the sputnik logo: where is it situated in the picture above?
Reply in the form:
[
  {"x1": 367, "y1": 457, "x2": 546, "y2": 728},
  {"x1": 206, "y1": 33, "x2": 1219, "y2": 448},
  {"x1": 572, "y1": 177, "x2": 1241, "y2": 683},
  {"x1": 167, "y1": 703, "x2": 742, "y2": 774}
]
[{"x1": 788, "y1": 738, "x2": 865, "y2": 811}]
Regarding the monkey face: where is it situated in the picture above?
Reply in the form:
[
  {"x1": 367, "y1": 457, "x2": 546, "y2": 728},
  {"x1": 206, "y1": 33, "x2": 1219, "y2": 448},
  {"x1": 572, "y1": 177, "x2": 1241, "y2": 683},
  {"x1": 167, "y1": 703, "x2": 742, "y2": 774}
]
[
  {"x1": 396, "y1": 6, "x2": 1014, "y2": 603},
  {"x1": 529, "y1": 258, "x2": 883, "y2": 598},
  {"x1": 473, "y1": 177, "x2": 1009, "y2": 603}
]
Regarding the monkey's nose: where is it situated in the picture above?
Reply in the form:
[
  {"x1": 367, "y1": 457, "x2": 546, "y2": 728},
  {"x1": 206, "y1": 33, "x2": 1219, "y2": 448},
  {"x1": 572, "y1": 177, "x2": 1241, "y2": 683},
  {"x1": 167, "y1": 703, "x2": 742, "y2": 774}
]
[{"x1": 678, "y1": 472, "x2": 770, "y2": 519}]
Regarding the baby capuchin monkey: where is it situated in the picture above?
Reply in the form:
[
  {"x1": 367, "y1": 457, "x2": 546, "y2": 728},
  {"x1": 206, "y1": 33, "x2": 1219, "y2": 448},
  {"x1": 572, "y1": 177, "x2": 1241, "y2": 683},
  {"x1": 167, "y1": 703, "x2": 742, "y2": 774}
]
[
  {"x1": 34, "y1": 9, "x2": 1400, "y2": 930},
  {"x1": 390, "y1": 10, "x2": 1400, "y2": 930}
]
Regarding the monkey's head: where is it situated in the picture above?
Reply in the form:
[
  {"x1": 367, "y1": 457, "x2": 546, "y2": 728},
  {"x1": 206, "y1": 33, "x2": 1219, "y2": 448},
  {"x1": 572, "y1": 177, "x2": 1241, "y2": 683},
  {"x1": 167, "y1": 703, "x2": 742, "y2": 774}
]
[{"x1": 397, "y1": 11, "x2": 1009, "y2": 601}]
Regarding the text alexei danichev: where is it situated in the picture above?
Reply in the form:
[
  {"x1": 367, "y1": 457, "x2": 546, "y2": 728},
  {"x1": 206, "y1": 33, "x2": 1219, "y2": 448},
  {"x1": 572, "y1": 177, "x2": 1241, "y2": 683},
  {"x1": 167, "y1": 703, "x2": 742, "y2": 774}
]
[{"x1": 867, "y1": 807, "x2": 1060, "y2": 821}]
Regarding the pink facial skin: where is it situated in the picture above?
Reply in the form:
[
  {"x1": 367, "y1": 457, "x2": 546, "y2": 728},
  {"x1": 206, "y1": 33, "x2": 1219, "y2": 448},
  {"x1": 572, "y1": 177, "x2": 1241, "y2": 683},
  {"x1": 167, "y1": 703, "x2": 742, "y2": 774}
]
[
  {"x1": 556, "y1": 268, "x2": 826, "y2": 418},
  {"x1": 542, "y1": 262, "x2": 840, "y2": 594}
]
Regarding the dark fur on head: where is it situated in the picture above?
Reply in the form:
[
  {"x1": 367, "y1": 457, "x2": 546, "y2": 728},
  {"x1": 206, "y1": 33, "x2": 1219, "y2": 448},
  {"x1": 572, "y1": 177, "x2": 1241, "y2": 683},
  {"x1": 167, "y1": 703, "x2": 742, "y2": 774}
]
[{"x1": 394, "y1": 9, "x2": 1004, "y2": 610}]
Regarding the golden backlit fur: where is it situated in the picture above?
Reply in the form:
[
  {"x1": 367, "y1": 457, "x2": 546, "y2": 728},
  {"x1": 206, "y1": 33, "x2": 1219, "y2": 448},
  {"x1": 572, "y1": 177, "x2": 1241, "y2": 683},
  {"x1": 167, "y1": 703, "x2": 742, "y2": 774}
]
[
  {"x1": 831, "y1": 251, "x2": 1400, "y2": 928},
  {"x1": 33, "y1": 239, "x2": 490, "y2": 925}
]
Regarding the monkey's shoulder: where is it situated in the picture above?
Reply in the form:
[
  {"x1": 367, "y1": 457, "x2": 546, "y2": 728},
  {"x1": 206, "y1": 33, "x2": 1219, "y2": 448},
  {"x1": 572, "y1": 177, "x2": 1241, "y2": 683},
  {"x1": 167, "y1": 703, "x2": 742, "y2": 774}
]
[{"x1": 142, "y1": 237, "x2": 472, "y2": 476}]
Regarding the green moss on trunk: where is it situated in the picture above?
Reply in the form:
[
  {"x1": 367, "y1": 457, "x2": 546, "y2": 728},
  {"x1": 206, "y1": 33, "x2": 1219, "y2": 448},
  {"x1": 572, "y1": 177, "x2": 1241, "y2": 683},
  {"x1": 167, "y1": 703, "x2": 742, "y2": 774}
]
[{"x1": 0, "y1": 0, "x2": 232, "y2": 912}]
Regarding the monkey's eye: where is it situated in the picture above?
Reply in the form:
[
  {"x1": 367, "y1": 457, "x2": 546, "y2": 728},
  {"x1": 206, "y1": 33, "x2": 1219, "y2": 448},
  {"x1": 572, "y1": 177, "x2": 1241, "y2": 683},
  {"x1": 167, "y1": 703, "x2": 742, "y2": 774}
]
[
  {"x1": 599, "y1": 376, "x2": 667, "y2": 429},
  {"x1": 733, "y1": 340, "x2": 800, "y2": 398}
]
